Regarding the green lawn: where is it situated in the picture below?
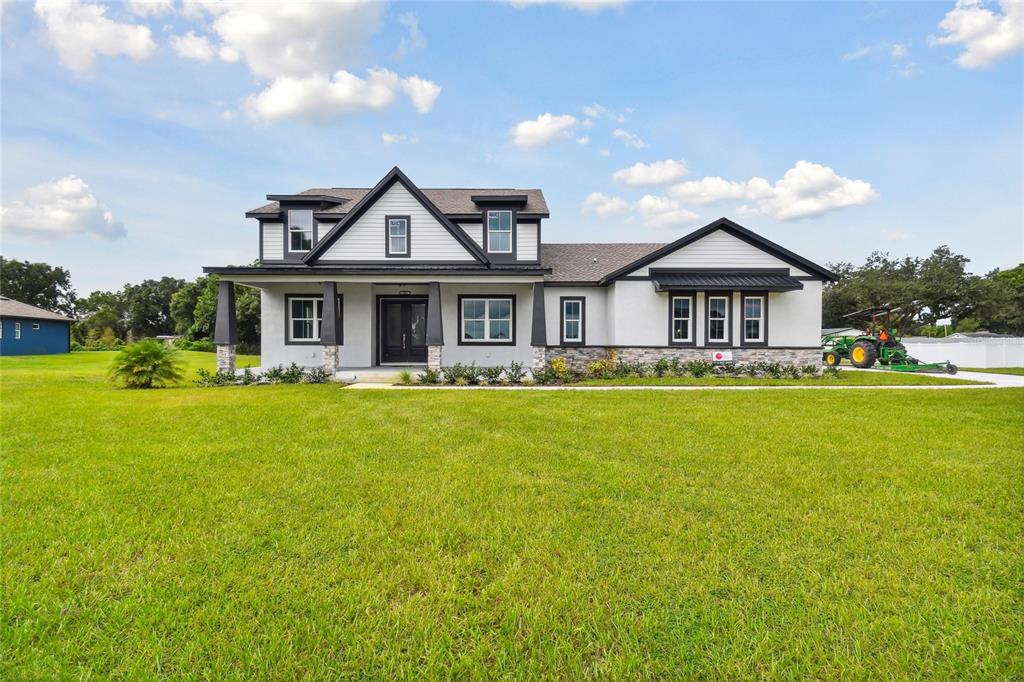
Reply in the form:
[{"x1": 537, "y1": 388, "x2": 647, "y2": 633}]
[
  {"x1": 3, "y1": 353, "x2": 1022, "y2": 679},
  {"x1": 576, "y1": 371, "x2": 978, "y2": 386},
  {"x1": 961, "y1": 367, "x2": 1024, "y2": 376}
]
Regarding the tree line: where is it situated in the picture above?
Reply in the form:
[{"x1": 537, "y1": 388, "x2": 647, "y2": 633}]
[
  {"x1": 0, "y1": 258, "x2": 260, "y2": 353},
  {"x1": 1, "y1": 245, "x2": 1021, "y2": 351}
]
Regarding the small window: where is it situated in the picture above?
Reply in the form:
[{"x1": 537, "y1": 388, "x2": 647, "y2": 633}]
[
  {"x1": 561, "y1": 298, "x2": 584, "y2": 345},
  {"x1": 707, "y1": 295, "x2": 729, "y2": 344},
  {"x1": 15, "y1": 322, "x2": 21, "y2": 339},
  {"x1": 461, "y1": 297, "x2": 513, "y2": 343},
  {"x1": 385, "y1": 216, "x2": 409, "y2": 257},
  {"x1": 671, "y1": 296, "x2": 692, "y2": 343},
  {"x1": 32, "y1": 323, "x2": 41, "y2": 330},
  {"x1": 743, "y1": 295, "x2": 765, "y2": 343},
  {"x1": 289, "y1": 297, "x2": 323, "y2": 341},
  {"x1": 288, "y1": 210, "x2": 314, "y2": 252},
  {"x1": 486, "y1": 210, "x2": 512, "y2": 253}
]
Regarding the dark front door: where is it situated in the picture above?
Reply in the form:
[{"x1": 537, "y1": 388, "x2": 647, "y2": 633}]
[{"x1": 379, "y1": 298, "x2": 428, "y2": 363}]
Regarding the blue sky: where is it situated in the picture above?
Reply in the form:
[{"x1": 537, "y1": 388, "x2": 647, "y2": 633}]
[{"x1": 1, "y1": 0, "x2": 1021, "y2": 293}]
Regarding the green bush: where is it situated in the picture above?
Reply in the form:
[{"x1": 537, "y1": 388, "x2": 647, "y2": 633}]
[
  {"x1": 506, "y1": 361, "x2": 527, "y2": 383},
  {"x1": 417, "y1": 368, "x2": 442, "y2": 385},
  {"x1": 108, "y1": 340, "x2": 184, "y2": 389},
  {"x1": 482, "y1": 366, "x2": 505, "y2": 384},
  {"x1": 194, "y1": 368, "x2": 239, "y2": 387},
  {"x1": 398, "y1": 369, "x2": 414, "y2": 385},
  {"x1": 173, "y1": 338, "x2": 216, "y2": 353},
  {"x1": 304, "y1": 367, "x2": 330, "y2": 384}
]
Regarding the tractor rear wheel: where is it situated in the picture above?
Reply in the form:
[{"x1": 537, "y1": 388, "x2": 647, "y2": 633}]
[
  {"x1": 849, "y1": 340, "x2": 878, "y2": 368},
  {"x1": 823, "y1": 351, "x2": 842, "y2": 367}
]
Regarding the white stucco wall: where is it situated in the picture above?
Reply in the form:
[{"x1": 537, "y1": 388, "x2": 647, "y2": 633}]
[
  {"x1": 439, "y1": 283, "x2": 535, "y2": 366},
  {"x1": 543, "y1": 286, "x2": 609, "y2": 346},
  {"x1": 767, "y1": 281, "x2": 822, "y2": 347}
]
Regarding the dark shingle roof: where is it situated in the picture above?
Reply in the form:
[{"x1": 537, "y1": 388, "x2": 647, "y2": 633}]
[
  {"x1": 0, "y1": 296, "x2": 74, "y2": 322},
  {"x1": 248, "y1": 188, "x2": 548, "y2": 216},
  {"x1": 540, "y1": 243, "x2": 665, "y2": 283}
]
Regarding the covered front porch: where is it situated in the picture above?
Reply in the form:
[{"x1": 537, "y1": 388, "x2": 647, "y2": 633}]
[{"x1": 212, "y1": 274, "x2": 548, "y2": 376}]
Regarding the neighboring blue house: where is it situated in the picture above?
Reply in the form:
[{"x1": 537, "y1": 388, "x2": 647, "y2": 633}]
[{"x1": 0, "y1": 296, "x2": 74, "y2": 356}]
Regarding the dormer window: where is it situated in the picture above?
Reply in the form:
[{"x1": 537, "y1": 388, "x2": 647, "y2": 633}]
[
  {"x1": 385, "y1": 215, "x2": 410, "y2": 257},
  {"x1": 486, "y1": 210, "x2": 512, "y2": 253},
  {"x1": 288, "y1": 210, "x2": 314, "y2": 252}
]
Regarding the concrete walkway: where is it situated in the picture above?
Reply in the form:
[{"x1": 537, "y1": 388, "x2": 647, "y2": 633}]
[{"x1": 344, "y1": 369, "x2": 1024, "y2": 391}]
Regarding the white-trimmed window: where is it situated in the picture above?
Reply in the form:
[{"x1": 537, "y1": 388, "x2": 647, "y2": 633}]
[
  {"x1": 561, "y1": 298, "x2": 583, "y2": 344},
  {"x1": 288, "y1": 210, "x2": 314, "y2": 252},
  {"x1": 461, "y1": 297, "x2": 513, "y2": 342},
  {"x1": 671, "y1": 296, "x2": 692, "y2": 343},
  {"x1": 486, "y1": 210, "x2": 513, "y2": 253},
  {"x1": 14, "y1": 322, "x2": 21, "y2": 339},
  {"x1": 707, "y1": 295, "x2": 729, "y2": 343},
  {"x1": 743, "y1": 295, "x2": 765, "y2": 343},
  {"x1": 387, "y1": 217, "x2": 409, "y2": 256},
  {"x1": 32, "y1": 323, "x2": 40, "y2": 330},
  {"x1": 288, "y1": 297, "x2": 324, "y2": 342}
]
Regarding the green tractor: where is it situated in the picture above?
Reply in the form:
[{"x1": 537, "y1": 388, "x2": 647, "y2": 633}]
[{"x1": 821, "y1": 305, "x2": 958, "y2": 374}]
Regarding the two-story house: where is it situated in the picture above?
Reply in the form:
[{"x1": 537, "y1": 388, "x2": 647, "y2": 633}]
[{"x1": 204, "y1": 167, "x2": 836, "y2": 376}]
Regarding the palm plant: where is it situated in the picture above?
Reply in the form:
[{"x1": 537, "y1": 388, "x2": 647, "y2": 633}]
[{"x1": 108, "y1": 340, "x2": 184, "y2": 389}]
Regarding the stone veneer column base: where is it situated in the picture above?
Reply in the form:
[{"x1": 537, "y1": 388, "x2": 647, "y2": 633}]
[
  {"x1": 322, "y1": 345, "x2": 340, "y2": 373},
  {"x1": 216, "y1": 344, "x2": 236, "y2": 373},
  {"x1": 546, "y1": 346, "x2": 822, "y2": 368},
  {"x1": 531, "y1": 346, "x2": 547, "y2": 372},
  {"x1": 427, "y1": 345, "x2": 442, "y2": 370}
]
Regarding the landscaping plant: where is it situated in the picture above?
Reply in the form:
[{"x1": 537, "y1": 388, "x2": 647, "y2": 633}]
[{"x1": 108, "y1": 339, "x2": 184, "y2": 389}]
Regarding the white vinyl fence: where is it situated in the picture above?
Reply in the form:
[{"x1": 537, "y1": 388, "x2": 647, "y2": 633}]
[{"x1": 901, "y1": 337, "x2": 1024, "y2": 369}]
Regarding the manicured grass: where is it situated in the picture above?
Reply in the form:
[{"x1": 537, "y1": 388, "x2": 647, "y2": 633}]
[
  {"x1": 3, "y1": 353, "x2": 1022, "y2": 679},
  {"x1": 576, "y1": 371, "x2": 979, "y2": 386},
  {"x1": 961, "y1": 367, "x2": 1024, "y2": 376}
]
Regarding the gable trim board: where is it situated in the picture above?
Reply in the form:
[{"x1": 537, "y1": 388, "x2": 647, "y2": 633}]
[
  {"x1": 305, "y1": 167, "x2": 488, "y2": 265},
  {"x1": 599, "y1": 218, "x2": 837, "y2": 285}
]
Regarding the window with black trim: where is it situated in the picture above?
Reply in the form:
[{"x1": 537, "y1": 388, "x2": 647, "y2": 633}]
[
  {"x1": 486, "y1": 210, "x2": 512, "y2": 253},
  {"x1": 707, "y1": 295, "x2": 730, "y2": 344},
  {"x1": 286, "y1": 295, "x2": 343, "y2": 343},
  {"x1": 461, "y1": 297, "x2": 513, "y2": 343},
  {"x1": 288, "y1": 210, "x2": 314, "y2": 252},
  {"x1": 743, "y1": 295, "x2": 765, "y2": 343},
  {"x1": 386, "y1": 216, "x2": 409, "y2": 257},
  {"x1": 670, "y1": 295, "x2": 693, "y2": 344},
  {"x1": 561, "y1": 297, "x2": 584, "y2": 345}
]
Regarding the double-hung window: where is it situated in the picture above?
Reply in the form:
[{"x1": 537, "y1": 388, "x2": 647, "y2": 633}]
[
  {"x1": 289, "y1": 297, "x2": 323, "y2": 342},
  {"x1": 707, "y1": 295, "x2": 730, "y2": 344},
  {"x1": 14, "y1": 322, "x2": 21, "y2": 340},
  {"x1": 288, "y1": 210, "x2": 314, "y2": 252},
  {"x1": 461, "y1": 297, "x2": 513, "y2": 343},
  {"x1": 670, "y1": 295, "x2": 693, "y2": 344},
  {"x1": 486, "y1": 210, "x2": 512, "y2": 253},
  {"x1": 386, "y1": 216, "x2": 409, "y2": 257},
  {"x1": 561, "y1": 298, "x2": 584, "y2": 345},
  {"x1": 743, "y1": 295, "x2": 766, "y2": 343}
]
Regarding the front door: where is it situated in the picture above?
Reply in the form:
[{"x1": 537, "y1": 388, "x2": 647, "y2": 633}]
[{"x1": 379, "y1": 298, "x2": 428, "y2": 363}]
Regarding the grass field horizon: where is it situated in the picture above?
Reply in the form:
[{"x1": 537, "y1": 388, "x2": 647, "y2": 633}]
[{"x1": 3, "y1": 352, "x2": 1022, "y2": 678}]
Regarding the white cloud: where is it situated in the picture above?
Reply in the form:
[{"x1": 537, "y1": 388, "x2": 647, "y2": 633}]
[
  {"x1": 1, "y1": 175, "x2": 126, "y2": 240},
  {"x1": 668, "y1": 161, "x2": 876, "y2": 221},
  {"x1": 510, "y1": 0, "x2": 628, "y2": 13},
  {"x1": 382, "y1": 132, "x2": 419, "y2": 144},
  {"x1": 512, "y1": 113, "x2": 577, "y2": 148},
  {"x1": 841, "y1": 45, "x2": 872, "y2": 61},
  {"x1": 882, "y1": 229, "x2": 913, "y2": 241},
  {"x1": 891, "y1": 42, "x2": 908, "y2": 58},
  {"x1": 576, "y1": 136, "x2": 590, "y2": 145},
  {"x1": 400, "y1": 76, "x2": 442, "y2": 114},
  {"x1": 171, "y1": 31, "x2": 216, "y2": 62},
  {"x1": 581, "y1": 192, "x2": 630, "y2": 216},
  {"x1": 220, "y1": 109, "x2": 236, "y2": 121},
  {"x1": 632, "y1": 194, "x2": 699, "y2": 227},
  {"x1": 34, "y1": 0, "x2": 156, "y2": 73},
  {"x1": 612, "y1": 159, "x2": 687, "y2": 186},
  {"x1": 125, "y1": 0, "x2": 172, "y2": 16},
  {"x1": 930, "y1": 0, "x2": 1024, "y2": 68},
  {"x1": 583, "y1": 102, "x2": 626, "y2": 122},
  {"x1": 246, "y1": 69, "x2": 404, "y2": 122},
  {"x1": 396, "y1": 12, "x2": 426, "y2": 57},
  {"x1": 612, "y1": 128, "x2": 647, "y2": 149}
]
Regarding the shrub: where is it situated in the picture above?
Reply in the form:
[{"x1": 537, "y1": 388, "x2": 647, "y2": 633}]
[
  {"x1": 586, "y1": 358, "x2": 615, "y2": 379},
  {"x1": 304, "y1": 367, "x2": 331, "y2": 384},
  {"x1": 823, "y1": 365, "x2": 841, "y2": 377},
  {"x1": 441, "y1": 364, "x2": 465, "y2": 385},
  {"x1": 109, "y1": 340, "x2": 184, "y2": 389},
  {"x1": 482, "y1": 366, "x2": 505, "y2": 384},
  {"x1": 173, "y1": 338, "x2": 216, "y2": 353},
  {"x1": 549, "y1": 357, "x2": 571, "y2": 383},
  {"x1": 453, "y1": 377, "x2": 469, "y2": 386},
  {"x1": 397, "y1": 369, "x2": 414, "y2": 385},
  {"x1": 653, "y1": 358, "x2": 671, "y2": 377},
  {"x1": 801, "y1": 364, "x2": 821, "y2": 377},
  {"x1": 239, "y1": 367, "x2": 258, "y2": 385},
  {"x1": 463, "y1": 363, "x2": 484, "y2": 385},
  {"x1": 417, "y1": 368, "x2": 442, "y2": 385},
  {"x1": 685, "y1": 360, "x2": 714, "y2": 378},
  {"x1": 506, "y1": 361, "x2": 527, "y2": 384},
  {"x1": 194, "y1": 368, "x2": 239, "y2": 387}
]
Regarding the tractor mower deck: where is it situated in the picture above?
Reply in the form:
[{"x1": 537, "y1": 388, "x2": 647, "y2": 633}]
[{"x1": 822, "y1": 305, "x2": 958, "y2": 375}]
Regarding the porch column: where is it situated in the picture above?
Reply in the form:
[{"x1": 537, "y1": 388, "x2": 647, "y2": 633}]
[
  {"x1": 320, "y1": 281, "x2": 341, "y2": 373},
  {"x1": 426, "y1": 281, "x2": 443, "y2": 370},
  {"x1": 530, "y1": 282, "x2": 547, "y2": 371},
  {"x1": 213, "y1": 280, "x2": 237, "y2": 372}
]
